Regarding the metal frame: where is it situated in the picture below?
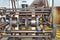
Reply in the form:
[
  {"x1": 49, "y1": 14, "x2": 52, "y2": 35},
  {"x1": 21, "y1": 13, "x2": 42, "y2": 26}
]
[{"x1": 0, "y1": 0, "x2": 55, "y2": 40}]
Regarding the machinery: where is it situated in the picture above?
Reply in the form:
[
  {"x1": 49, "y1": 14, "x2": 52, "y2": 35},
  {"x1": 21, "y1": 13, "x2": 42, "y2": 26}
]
[{"x1": 0, "y1": 0, "x2": 55, "y2": 40}]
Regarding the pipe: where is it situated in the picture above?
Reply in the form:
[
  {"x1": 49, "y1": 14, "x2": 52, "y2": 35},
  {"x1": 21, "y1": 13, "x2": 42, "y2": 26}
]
[
  {"x1": 10, "y1": 0, "x2": 16, "y2": 11},
  {"x1": 52, "y1": 0, "x2": 54, "y2": 28}
]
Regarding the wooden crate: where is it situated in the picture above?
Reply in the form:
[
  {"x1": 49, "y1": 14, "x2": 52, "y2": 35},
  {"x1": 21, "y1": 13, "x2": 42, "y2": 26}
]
[{"x1": 54, "y1": 7, "x2": 60, "y2": 25}]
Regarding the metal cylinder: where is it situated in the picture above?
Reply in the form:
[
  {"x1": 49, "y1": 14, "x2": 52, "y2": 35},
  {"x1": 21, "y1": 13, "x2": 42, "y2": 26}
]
[{"x1": 31, "y1": 20, "x2": 36, "y2": 26}]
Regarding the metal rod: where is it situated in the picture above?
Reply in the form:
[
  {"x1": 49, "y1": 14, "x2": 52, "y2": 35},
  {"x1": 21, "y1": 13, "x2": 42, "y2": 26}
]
[
  {"x1": 36, "y1": 16, "x2": 41, "y2": 30},
  {"x1": 0, "y1": 30, "x2": 52, "y2": 33},
  {"x1": 3, "y1": 35, "x2": 50, "y2": 38},
  {"x1": 0, "y1": 7, "x2": 50, "y2": 10},
  {"x1": 3, "y1": 11, "x2": 50, "y2": 13}
]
